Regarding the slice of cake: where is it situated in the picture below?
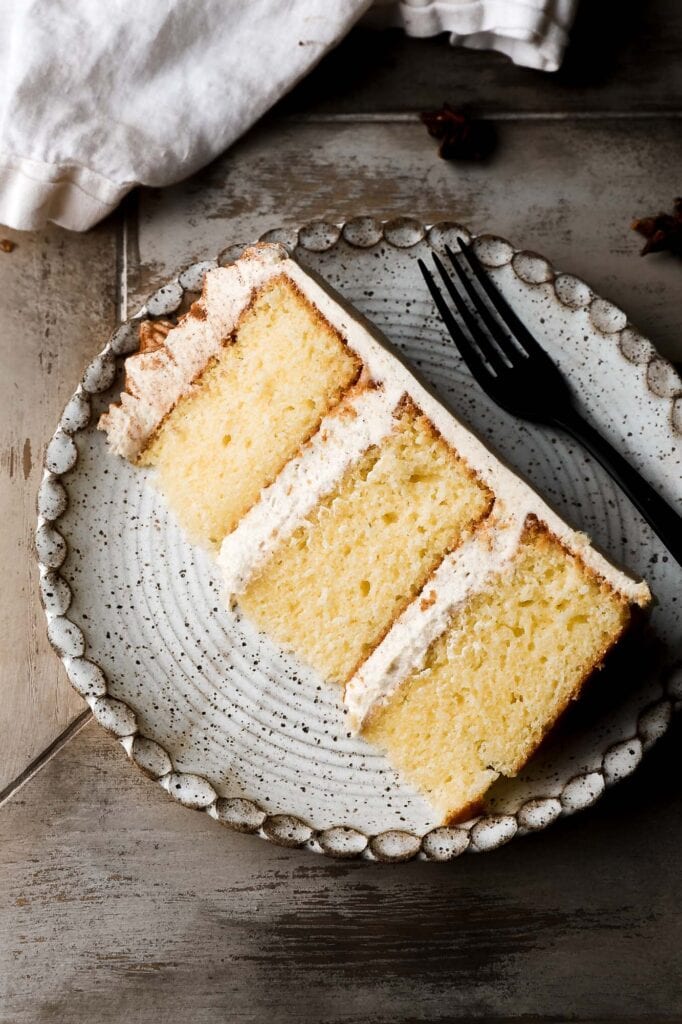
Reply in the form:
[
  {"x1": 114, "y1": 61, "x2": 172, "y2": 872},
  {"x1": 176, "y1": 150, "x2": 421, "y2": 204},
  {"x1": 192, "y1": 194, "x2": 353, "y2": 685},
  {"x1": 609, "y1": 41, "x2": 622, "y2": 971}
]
[
  {"x1": 352, "y1": 517, "x2": 632, "y2": 822},
  {"x1": 100, "y1": 241, "x2": 651, "y2": 824}
]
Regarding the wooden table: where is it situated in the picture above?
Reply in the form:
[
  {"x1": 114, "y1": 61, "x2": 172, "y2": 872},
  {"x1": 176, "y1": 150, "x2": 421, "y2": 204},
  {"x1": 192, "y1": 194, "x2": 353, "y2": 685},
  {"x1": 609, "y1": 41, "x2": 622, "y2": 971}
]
[{"x1": 2, "y1": 5, "x2": 681, "y2": 1021}]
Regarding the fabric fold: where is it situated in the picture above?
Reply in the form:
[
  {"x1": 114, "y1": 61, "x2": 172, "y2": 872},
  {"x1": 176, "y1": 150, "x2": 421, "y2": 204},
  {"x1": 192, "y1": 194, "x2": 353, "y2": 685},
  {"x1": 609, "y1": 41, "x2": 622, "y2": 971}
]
[
  {"x1": 0, "y1": 155, "x2": 127, "y2": 231},
  {"x1": 0, "y1": 0, "x2": 577, "y2": 232},
  {"x1": 367, "y1": 0, "x2": 577, "y2": 72}
]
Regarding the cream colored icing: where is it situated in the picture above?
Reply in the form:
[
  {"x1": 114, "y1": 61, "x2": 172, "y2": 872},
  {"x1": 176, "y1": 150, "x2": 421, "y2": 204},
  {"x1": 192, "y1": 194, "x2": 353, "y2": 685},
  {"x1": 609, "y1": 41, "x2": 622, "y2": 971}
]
[{"x1": 101, "y1": 241, "x2": 651, "y2": 733}]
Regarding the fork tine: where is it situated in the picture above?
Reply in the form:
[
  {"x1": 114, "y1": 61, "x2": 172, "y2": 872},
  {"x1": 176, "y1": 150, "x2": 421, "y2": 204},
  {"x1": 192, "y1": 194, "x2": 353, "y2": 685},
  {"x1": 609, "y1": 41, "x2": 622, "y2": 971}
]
[
  {"x1": 444, "y1": 245, "x2": 525, "y2": 365},
  {"x1": 431, "y1": 253, "x2": 508, "y2": 374},
  {"x1": 457, "y1": 236, "x2": 551, "y2": 361},
  {"x1": 417, "y1": 259, "x2": 497, "y2": 390}
]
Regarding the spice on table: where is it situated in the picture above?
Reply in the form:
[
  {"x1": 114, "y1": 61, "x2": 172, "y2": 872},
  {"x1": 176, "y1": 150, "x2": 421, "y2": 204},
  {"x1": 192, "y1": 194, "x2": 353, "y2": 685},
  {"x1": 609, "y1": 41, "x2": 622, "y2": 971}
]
[
  {"x1": 0, "y1": 238, "x2": 16, "y2": 253},
  {"x1": 632, "y1": 197, "x2": 682, "y2": 257},
  {"x1": 420, "y1": 103, "x2": 496, "y2": 161}
]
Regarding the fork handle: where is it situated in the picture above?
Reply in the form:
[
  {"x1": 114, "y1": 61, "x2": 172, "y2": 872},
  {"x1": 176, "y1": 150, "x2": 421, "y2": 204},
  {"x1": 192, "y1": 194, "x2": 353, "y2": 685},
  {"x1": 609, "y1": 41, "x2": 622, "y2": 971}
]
[{"x1": 553, "y1": 409, "x2": 682, "y2": 567}]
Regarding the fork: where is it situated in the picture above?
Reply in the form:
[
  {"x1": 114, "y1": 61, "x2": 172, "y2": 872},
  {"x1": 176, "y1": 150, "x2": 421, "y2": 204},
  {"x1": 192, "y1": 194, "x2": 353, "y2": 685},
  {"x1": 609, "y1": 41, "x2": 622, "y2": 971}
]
[{"x1": 418, "y1": 239, "x2": 682, "y2": 567}]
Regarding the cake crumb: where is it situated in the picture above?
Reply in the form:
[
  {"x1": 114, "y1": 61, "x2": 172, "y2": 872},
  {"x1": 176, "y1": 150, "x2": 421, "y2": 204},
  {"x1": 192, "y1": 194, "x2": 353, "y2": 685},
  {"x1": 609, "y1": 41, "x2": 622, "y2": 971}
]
[
  {"x1": 420, "y1": 590, "x2": 437, "y2": 611},
  {"x1": 0, "y1": 239, "x2": 15, "y2": 253}
]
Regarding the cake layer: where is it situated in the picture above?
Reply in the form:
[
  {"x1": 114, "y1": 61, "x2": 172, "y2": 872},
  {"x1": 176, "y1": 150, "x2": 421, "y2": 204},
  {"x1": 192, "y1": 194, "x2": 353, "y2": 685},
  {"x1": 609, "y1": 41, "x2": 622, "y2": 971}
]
[
  {"x1": 361, "y1": 519, "x2": 631, "y2": 823},
  {"x1": 238, "y1": 399, "x2": 493, "y2": 684},
  {"x1": 139, "y1": 275, "x2": 361, "y2": 547}
]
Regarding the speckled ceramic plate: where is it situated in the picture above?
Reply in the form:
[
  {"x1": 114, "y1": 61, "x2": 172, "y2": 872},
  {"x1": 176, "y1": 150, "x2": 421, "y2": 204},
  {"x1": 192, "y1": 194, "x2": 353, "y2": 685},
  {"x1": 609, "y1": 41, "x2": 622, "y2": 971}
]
[{"x1": 37, "y1": 217, "x2": 682, "y2": 861}]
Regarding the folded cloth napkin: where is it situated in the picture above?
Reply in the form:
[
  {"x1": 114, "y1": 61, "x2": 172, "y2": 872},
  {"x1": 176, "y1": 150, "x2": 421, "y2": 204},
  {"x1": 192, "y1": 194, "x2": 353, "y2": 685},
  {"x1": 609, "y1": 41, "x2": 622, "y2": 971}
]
[
  {"x1": 367, "y1": 0, "x2": 578, "y2": 73},
  {"x1": 0, "y1": 0, "x2": 576, "y2": 233}
]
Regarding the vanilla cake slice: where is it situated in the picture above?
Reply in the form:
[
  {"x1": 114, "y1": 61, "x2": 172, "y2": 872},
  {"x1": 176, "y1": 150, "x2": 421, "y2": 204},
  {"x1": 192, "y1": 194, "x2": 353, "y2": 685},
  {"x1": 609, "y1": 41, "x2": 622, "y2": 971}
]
[{"x1": 100, "y1": 242, "x2": 651, "y2": 825}]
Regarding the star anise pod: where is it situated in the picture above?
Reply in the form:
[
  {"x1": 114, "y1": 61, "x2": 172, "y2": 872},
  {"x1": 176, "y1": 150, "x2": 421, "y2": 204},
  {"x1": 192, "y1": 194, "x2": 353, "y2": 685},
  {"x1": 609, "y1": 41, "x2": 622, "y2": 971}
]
[
  {"x1": 420, "y1": 103, "x2": 495, "y2": 161},
  {"x1": 632, "y1": 197, "x2": 682, "y2": 257}
]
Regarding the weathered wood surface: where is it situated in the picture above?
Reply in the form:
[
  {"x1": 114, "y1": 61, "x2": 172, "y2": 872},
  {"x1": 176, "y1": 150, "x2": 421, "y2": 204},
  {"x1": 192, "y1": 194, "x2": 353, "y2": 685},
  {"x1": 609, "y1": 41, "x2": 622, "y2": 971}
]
[
  {"x1": 2, "y1": 719, "x2": 682, "y2": 1023},
  {"x1": 0, "y1": 224, "x2": 118, "y2": 795},
  {"x1": 1, "y1": 12, "x2": 682, "y2": 1023}
]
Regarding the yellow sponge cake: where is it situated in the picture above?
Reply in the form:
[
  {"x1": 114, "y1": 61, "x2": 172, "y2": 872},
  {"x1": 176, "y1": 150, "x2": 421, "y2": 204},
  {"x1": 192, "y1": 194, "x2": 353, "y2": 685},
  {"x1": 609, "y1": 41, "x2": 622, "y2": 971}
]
[
  {"x1": 358, "y1": 518, "x2": 631, "y2": 822},
  {"x1": 100, "y1": 242, "x2": 650, "y2": 824}
]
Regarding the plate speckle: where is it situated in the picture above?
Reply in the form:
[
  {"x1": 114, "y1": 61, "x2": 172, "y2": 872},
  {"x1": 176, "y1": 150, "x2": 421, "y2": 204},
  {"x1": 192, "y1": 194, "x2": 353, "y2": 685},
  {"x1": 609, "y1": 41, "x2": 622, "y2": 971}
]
[{"x1": 36, "y1": 219, "x2": 681, "y2": 859}]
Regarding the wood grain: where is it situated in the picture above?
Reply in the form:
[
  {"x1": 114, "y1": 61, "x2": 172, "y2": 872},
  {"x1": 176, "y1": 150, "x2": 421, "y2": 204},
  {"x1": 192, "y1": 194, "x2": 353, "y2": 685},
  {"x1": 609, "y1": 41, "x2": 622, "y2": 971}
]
[
  {"x1": 0, "y1": 223, "x2": 119, "y2": 794},
  {"x1": 2, "y1": 719, "x2": 682, "y2": 1023}
]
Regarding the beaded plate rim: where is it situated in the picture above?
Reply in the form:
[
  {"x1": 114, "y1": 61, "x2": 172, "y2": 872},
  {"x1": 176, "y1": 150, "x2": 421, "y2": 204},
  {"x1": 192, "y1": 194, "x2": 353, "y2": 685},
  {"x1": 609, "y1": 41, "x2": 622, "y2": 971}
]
[{"x1": 36, "y1": 216, "x2": 682, "y2": 862}]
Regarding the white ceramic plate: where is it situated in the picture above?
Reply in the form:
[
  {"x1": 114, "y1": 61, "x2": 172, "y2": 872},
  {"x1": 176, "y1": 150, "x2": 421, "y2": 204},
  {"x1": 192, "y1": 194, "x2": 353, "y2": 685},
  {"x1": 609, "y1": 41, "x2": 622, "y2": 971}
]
[{"x1": 37, "y1": 217, "x2": 682, "y2": 861}]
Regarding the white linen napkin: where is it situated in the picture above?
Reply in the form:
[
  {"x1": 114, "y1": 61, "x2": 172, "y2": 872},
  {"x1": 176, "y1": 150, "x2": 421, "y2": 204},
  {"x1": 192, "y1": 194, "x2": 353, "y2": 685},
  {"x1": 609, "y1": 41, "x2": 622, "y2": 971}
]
[
  {"x1": 0, "y1": 0, "x2": 576, "y2": 233},
  {"x1": 368, "y1": 0, "x2": 578, "y2": 73}
]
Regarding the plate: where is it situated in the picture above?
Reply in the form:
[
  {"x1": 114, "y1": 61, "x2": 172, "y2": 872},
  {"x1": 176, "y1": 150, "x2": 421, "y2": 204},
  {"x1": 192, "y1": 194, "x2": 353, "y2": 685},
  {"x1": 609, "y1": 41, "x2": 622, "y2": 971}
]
[{"x1": 37, "y1": 217, "x2": 682, "y2": 861}]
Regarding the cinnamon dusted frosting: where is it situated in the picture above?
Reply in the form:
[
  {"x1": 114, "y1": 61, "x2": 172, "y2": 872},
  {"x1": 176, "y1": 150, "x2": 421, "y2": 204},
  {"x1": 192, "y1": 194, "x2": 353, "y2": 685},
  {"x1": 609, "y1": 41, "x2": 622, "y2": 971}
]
[
  {"x1": 100, "y1": 241, "x2": 651, "y2": 732},
  {"x1": 99, "y1": 244, "x2": 292, "y2": 459}
]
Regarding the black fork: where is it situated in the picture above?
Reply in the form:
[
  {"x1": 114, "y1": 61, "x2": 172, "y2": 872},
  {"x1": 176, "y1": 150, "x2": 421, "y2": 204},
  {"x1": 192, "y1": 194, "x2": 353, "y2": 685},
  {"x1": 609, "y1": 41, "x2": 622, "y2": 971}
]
[{"x1": 418, "y1": 239, "x2": 682, "y2": 567}]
